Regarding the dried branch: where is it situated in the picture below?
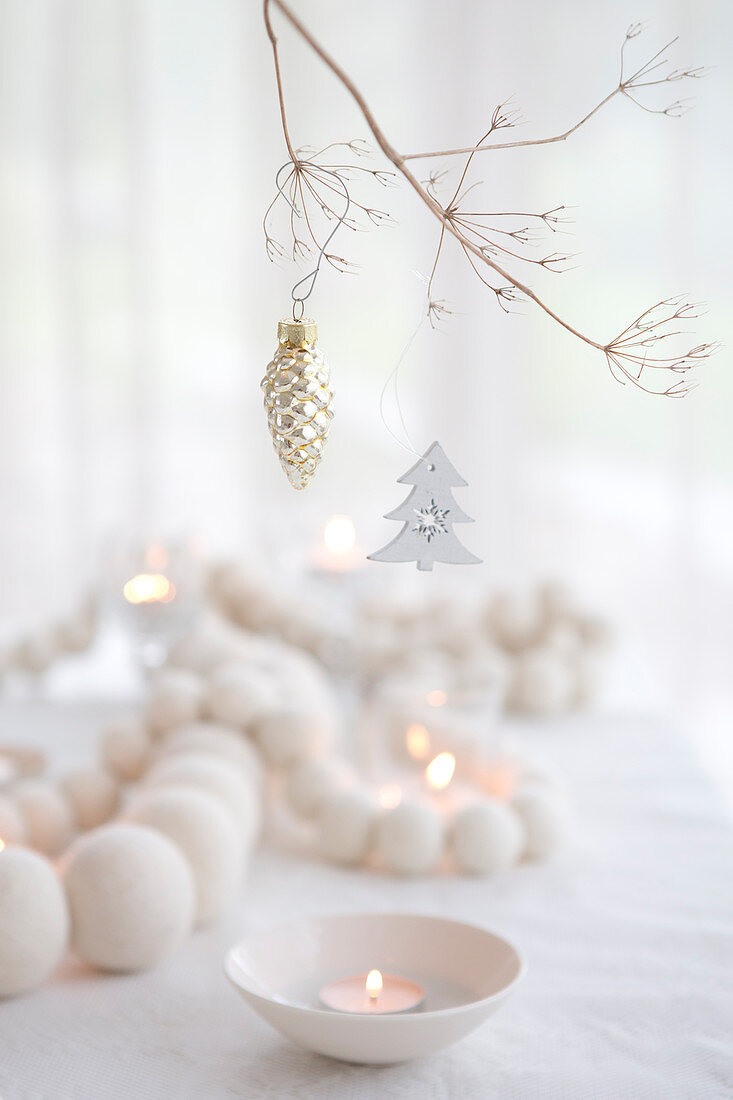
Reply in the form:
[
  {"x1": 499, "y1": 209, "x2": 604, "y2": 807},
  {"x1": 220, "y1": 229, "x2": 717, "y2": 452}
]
[{"x1": 264, "y1": 2, "x2": 715, "y2": 396}]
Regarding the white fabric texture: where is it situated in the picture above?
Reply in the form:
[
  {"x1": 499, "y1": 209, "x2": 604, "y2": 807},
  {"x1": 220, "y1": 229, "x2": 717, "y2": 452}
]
[{"x1": 0, "y1": 705, "x2": 731, "y2": 1099}]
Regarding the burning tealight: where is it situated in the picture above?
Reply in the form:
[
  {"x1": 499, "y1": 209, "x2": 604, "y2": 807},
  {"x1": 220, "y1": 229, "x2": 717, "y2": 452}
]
[
  {"x1": 315, "y1": 515, "x2": 361, "y2": 573},
  {"x1": 123, "y1": 573, "x2": 176, "y2": 605},
  {"x1": 319, "y1": 968, "x2": 425, "y2": 1014},
  {"x1": 425, "y1": 752, "x2": 456, "y2": 791},
  {"x1": 324, "y1": 515, "x2": 356, "y2": 556},
  {"x1": 405, "y1": 723, "x2": 430, "y2": 761}
]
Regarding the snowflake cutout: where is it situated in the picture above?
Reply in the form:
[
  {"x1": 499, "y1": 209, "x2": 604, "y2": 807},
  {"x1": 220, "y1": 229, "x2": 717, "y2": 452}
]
[{"x1": 412, "y1": 499, "x2": 450, "y2": 542}]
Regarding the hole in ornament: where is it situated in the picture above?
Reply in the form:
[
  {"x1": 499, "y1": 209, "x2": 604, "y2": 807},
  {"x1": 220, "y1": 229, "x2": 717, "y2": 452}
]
[{"x1": 427, "y1": 464, "x2": 435, "y2": 471}]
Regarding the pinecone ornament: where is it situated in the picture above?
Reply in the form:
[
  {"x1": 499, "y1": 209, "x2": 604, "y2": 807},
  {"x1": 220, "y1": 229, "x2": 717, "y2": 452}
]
[{"x1": 261, "y1": 318, "x2": 334, "y2": 490}]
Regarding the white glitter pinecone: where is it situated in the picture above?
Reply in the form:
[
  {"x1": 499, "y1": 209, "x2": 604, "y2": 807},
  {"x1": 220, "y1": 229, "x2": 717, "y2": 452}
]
[{"x1": 261, "y1": 318, "x2": 334, "y2": 490}]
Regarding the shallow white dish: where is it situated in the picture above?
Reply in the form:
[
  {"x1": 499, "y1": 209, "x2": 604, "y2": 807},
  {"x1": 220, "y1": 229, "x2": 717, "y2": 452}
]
[{"x1": 224, "y1": 912, "x2": 526, "y2": 1064}]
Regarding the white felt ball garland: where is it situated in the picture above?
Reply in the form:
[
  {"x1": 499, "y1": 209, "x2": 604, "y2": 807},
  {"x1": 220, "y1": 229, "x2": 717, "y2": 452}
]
[
  {"x1": 512, "y1": 785, "x2": 568, "y2": 860},
  {"x1": 60, "y1": 766, "x2": 120, "y2": 832},
  {"x1": 144, "y1": 752, "x2": 261, "y2": 847},
  {"x1": 453, "y1": 799, "x2": 525, "y2": 875},
  {"x1": 376, "y1": 801, "x2": 445, "y2": 876},
  {"x1": 0, "y1": 796, "x2": 26, "y2": 845},
  {"x1": 60, "y1": 824, "x2": 195, "y2": 973},
  {"x1": 204, "y1": 662, "x2": 274, "y2": 730},
  {"x1": 0, "y1": 846, "x2": 69, "y2": 998},
  {"x1": 13, "y1": 780, "x2": 74, "y2": 858},
  {"x1": 254, "y1": 706, "x2": 331, "y2": 768},
  {"x1": 0, "y1": 614, "x2": 571, "y2": 1002},
  {"x1": 100, "y1": 718, "x2": 151, "y2": 782},
  {"x1": 125, "y1": 788, "x2": 244, "y2": 926},
  {"x1": 155, "y1": 722, "x2": 264, "y2": 787},
  {"x1": 145, "y1": 668, "x2": 205, "y2": 737},
  {"x1": 317, "y1": 790, "x2": 377, "y2": 866},
  {"x1": 286, "y1": 757, "x2": 356, "y2": 820}
]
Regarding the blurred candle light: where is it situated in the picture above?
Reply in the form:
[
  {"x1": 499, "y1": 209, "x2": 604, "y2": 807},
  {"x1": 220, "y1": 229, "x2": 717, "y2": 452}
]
[
  {"x1": 426, "y1": 689, "x2": 447, "y2": 708},
  {"x1": 123, "y1": 573, "x2": 176, "y2": 605},
  {"x1": 314, "y1": 515, "x2": 362, "y2": 573},
  {"x1": 425, "y1": 752, "x2": 456, "y2": 791},
  {"x1": 405, "y1": 723, "x2": 430, "y2": 762},
  {"x1": 324, "y1": 515, "x2": 356, "y2": 555}
]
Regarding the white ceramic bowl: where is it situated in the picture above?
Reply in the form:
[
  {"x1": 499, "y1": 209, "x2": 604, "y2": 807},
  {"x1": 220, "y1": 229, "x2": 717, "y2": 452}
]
[{"x1": 224, "y1": 912, "x2": 525, "y2": 1064}]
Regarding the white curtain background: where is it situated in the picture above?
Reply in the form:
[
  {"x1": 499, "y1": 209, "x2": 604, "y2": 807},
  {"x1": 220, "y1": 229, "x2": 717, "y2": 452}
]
[{"x1": 0, "y1": 1, "x2": 731, "y2": 782}]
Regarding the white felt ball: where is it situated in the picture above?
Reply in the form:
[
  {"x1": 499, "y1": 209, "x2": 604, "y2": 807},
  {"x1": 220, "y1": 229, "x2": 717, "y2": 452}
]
[
  {"x1": 144, "y1": 753, "x2": 260, "y2": 846},
  {"x1": 60, "y1": 767, "x2": 120, "y2": 832},
  {"x1": 452, "y1": 799, "x2": 525, "y2": 875},
  {"x1": 0, "y1": 847, "x2": 69, "y2": 998},
  {"x1": 354, "y1": 622, "x2": 401, "y2": 678},
  {"x1": 0, "y1": 797, "x2": 26, "y2": 845},
  {"x1": 13, "y1": 632, "x2": 58, "y2": 675},
  {"x1": 543, "y1": 623, "x2": 582, "y2": 659},
  {"x1": 537, "y1": 580, "x2": 575, "y2": 625},
  {"x1": 317, "y1": 790, "x2": 376, "y2": 865},
  {"x1": 144, "y1": 669, "x2": 204, "y2": 737},
  {"x1": 577, "y1": 614, "x2": 614, "y2": 651},
  {"x1": 512, "y1": 787, "x2": 567, "y2": 860},
  {"x1": 255, "y1": 706, "x2": 331, "y2": 768},
  {"x1": 54, "y1": 606, "x2": 96, "y2": 654},
  {"x1": 125, "y1": 788, "x2": 244, "y2": 926},
  {"x1": 485, "y1": 591, "x2": 542, "y2": 654},
  {"x1": 166, "y1": 624, "x2": 252, "y2": 674},
  {"x1": 508, "y1": 647, "x2": 573, "y2": 716},
  {"x1": 100, "y1": 718, "x2": 151, "y2": 783},
  {"x1": 14, "y1": 780, "x2": 74, "y2": 857},
  {"x1": 376, "y1": 801, "x2": 445, "y2": 876},
  {"x1": 204, "y1": 663, "x2": 274, "y2": 731},
  {"x1": 286, "y1": 757, "x2": 355, "y2": 820},
  {"x1": 208, "y1": 561, "x2": 253, "y2": 607},
  {"x1": 60, "y1": 823, "x2": 194, "y2": 972},
  {"x1": 156, "y1": 722, "x2": 263, "y2": 787},
  {"x1": 225, "y1": 576, "x2": 285, "y2": 633}
]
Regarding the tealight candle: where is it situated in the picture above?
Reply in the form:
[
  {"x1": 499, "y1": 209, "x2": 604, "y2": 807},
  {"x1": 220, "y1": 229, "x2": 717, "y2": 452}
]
[
  {"x1": 405, "y1": 723, "x2": 431, "y2": 762},
  {"x1": 320, "y1": 968, "x2": 425, "y2": 1014},
  {"x1": 425, "y1": 752, "x2": 455, "y2": 791},
  {"x1": 313, "y1": 515, "x2": 362, "y2": 574}
]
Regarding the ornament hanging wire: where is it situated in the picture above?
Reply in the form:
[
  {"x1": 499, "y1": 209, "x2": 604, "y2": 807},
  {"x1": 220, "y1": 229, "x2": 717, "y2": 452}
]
[
  {"x1": 272, "y1": 156, "x2": 424, "y2": 461},
  {"x1": 274, "y1": 160, "x2": 351, "y2": 320},
  {"x1": 378, "y1": 269, "x2": 440, "y2": 461}
]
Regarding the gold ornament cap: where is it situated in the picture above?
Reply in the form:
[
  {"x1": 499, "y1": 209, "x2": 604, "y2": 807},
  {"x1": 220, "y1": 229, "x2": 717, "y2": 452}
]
[{"x1": 278, "y1": 317, "x2": 317, "y2": 347}]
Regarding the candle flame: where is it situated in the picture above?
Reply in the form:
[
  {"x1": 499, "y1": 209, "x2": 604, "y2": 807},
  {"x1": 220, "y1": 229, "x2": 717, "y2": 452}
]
[
  {"x1": 426, "y1": 689, "x2": 447, "y2": 708},
  {"x1": 323, "y1": 515, "x2": 356, "y2": 555},
  {"x1": 366, "y1": 969, "x2": 383, "y2": 1000},
  {"x1": 123, "y1": 573, "x2": 176, "y2": 605},
  {"x1": 426, "y1": 751, "x2": 456, "y2": 791},
  {"x1": 405, "y1": 723, "x2": 430, "y2": 761},
  {"x1": 0, "y1": 839, "x2": 5, "y2": 852}
]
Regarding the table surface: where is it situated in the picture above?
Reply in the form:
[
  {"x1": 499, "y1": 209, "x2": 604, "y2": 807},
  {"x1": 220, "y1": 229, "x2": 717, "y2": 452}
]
[{"x1": 0, "y1": 703, "x2": 731, "y2": 1100}]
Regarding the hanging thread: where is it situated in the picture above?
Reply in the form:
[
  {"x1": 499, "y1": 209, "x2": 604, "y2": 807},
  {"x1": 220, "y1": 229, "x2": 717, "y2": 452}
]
[{"x1": 378, "y1": 274, "x2": 431, "y2": 459}]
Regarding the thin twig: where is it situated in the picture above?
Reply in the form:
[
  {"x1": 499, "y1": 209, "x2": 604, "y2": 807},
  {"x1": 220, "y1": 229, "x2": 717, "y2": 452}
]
[{"x1": 264, "y1": 2, "x2": 714, "y2": 395}]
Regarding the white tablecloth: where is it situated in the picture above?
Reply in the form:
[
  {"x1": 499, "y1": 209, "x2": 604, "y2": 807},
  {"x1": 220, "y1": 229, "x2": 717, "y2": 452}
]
[{"x1": 0, "y1": 704, "x2": 731, "y2": 1100}]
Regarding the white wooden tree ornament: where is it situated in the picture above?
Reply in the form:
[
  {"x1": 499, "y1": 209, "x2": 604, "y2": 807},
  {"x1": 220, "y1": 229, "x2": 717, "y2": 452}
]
[{"x1": 368, "y1": 442, "x2": 482, "y2": 571}]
